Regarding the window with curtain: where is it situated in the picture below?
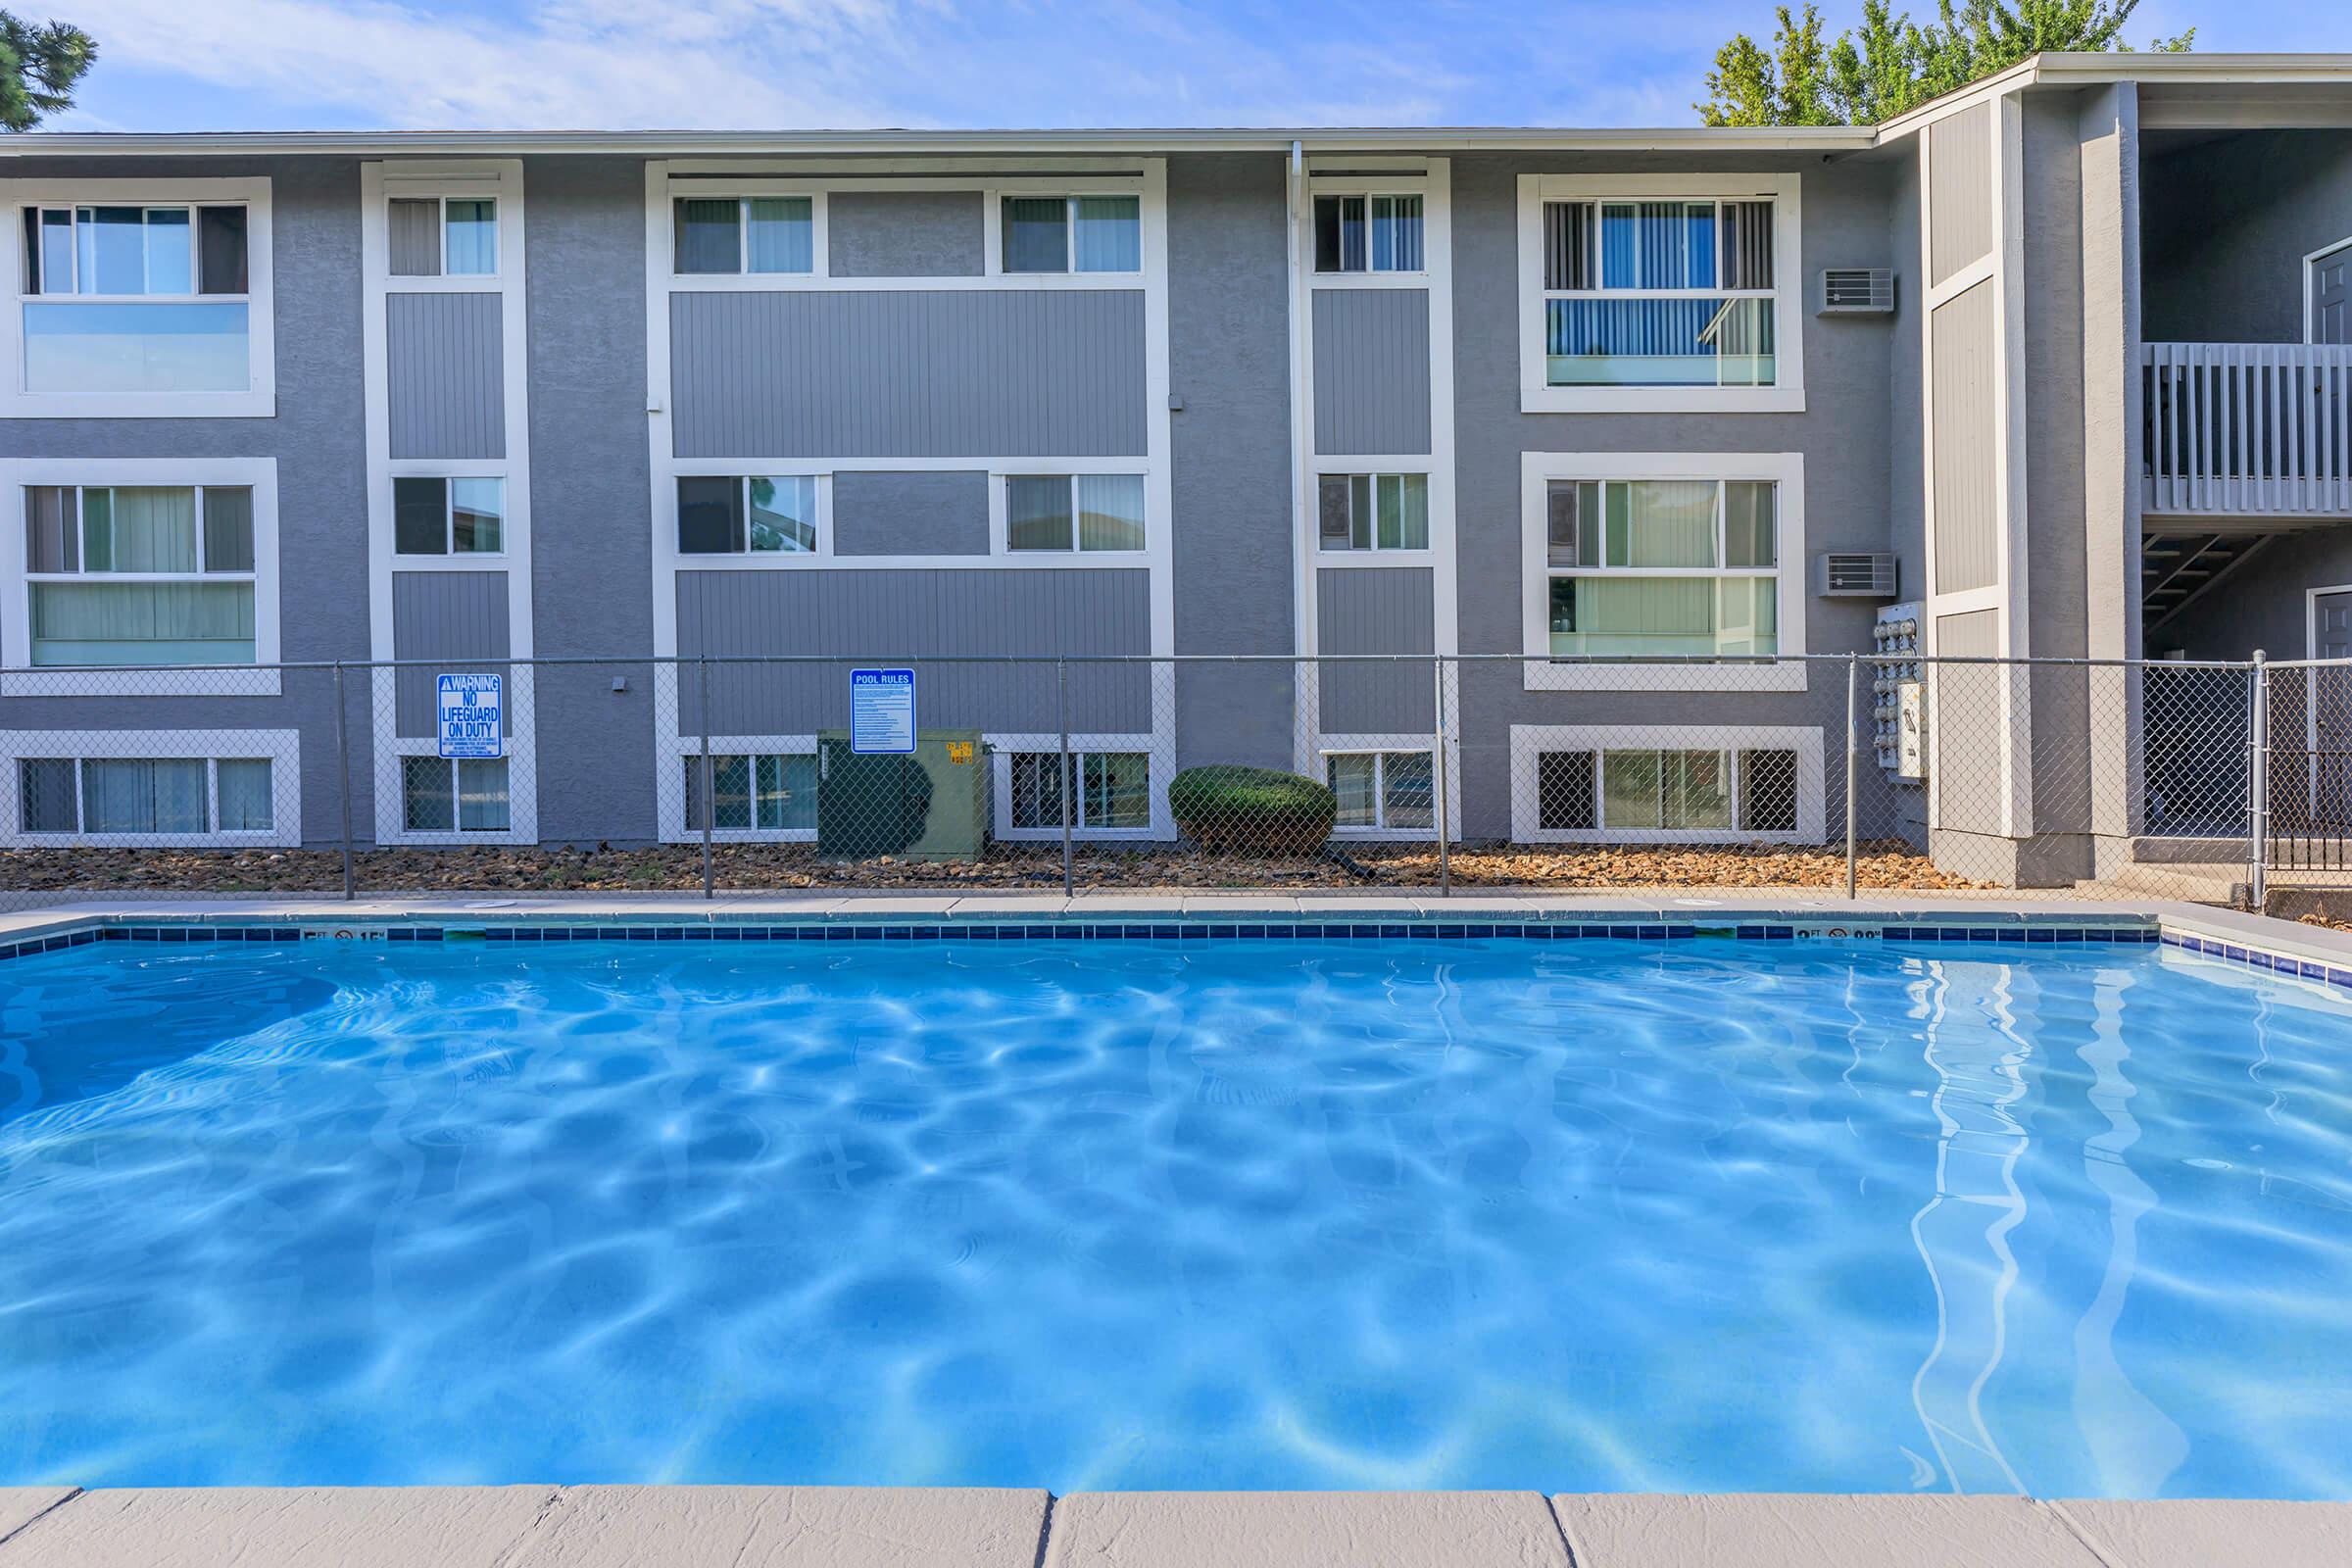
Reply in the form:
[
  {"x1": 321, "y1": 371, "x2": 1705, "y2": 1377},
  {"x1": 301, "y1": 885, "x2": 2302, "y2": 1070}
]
[
  {"x1": 402, "y1": 756, "x2": 510, "y2": 833},
  {"x1": 1313, "y1": 194, "x2": 1423, "y2": 273},
  {"x1": 675, "y1": 476, "x2": 818, "y2": 555},
  {"x1": 23, "y1": 483, "x2": 258, "y2": 666},
  {"x1": 1541, "y1": 197, "x2": 1776, "y2": 388},
  {"x1": 1001, "y1": 195, "x2": 1141, "y2": 274},
  {"x1": 671, "y1": 197, "x2": 814, "y2": 275},
  {"x1": 682, "y1": 753, "x2": 817, "y2": 832},
  {"x1": 388, "y1": 196, "x2": 497, "y2": 277},
  {"x1": 393, "y1": 476, "x2": 504, "y2": 555},
  {"x1": 19, "y1": 203, "x2": 252, "y2": 394},
  {"x1": 15, "y1": 755, "x2": 272, "y2": 836},
  {"x1": 1008, "y1": 752, "x2": 1150, "y2": 830},
  {"x1": 1544, "y1": 478, "x2": 1777, "y2": 659},
  {"x1": 1006, "y1": 474, "x2": 1145, "y2": 553},
  {"x1": 1536, "y1": 746, "x2": 1797, "y2": 835},
  {"x1": 1327, "y1": 752, "x2": 1434, "y2": 831},
  {"x1": 1316, "y1": 472, "x2": 1428, "y2": 551}
]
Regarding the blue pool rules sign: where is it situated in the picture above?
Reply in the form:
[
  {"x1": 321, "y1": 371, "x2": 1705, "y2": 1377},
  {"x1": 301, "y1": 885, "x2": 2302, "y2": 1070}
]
[
  {"x1": 850, "y1": 667, "x2": 916, "y2": 754},
  {"x1": 436, "y1": 673, "x2": 504, "y2": 760}
]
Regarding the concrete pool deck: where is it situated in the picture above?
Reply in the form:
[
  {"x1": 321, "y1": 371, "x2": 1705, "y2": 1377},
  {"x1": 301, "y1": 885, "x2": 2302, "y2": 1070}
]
[{"x1": 1, "y1": 1487, "x2": 2349, "y2": 1567}]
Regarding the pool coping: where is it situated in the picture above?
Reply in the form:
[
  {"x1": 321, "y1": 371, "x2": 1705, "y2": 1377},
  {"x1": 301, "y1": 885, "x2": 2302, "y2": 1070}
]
[
  {"x1": 2, "y1": 893, "x2": 2349, "y2": 987},
  {"x1": 0, "y1": 1485, "x2": 2345, "y2": 1567}
]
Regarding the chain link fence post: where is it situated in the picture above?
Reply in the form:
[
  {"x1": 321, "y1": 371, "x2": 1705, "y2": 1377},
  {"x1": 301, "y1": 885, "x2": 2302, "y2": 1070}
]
[
  {"x1": 697, "y1": 656, "x2": 715, "y2": 900},
  {"x1": 1056, "y1": 655, "x2": 1075, "y2": 899},
  {"x1": 1845, "y1": 652, "x2": 1860, "y2": 902},
  {"x1": 333, "y1": 661, "x2": 356, "y2": 902},
  {"x1": 1433, "y1": 654, "x2": 1450, "y2": 897},
  {"x1": 2248, "y1": 650, "x2": 2269, "y2": 911}
]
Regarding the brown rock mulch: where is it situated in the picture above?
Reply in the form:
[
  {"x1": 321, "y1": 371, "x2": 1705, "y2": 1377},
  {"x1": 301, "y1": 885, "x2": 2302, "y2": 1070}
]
[{"x1": 3, "y1": 839, "x2": 1982, "y2": 896}]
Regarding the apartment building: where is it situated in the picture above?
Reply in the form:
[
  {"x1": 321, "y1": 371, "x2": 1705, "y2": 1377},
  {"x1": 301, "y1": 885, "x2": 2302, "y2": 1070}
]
[{"x1": 2, "y1": 53, "x2": 2347, "y2": 883}]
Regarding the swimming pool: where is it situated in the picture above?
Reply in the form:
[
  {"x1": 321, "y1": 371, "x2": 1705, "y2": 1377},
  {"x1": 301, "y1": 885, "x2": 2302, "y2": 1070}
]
[{"x1": 1, "y1": 928, "x2": 2347, "y2": 1497}]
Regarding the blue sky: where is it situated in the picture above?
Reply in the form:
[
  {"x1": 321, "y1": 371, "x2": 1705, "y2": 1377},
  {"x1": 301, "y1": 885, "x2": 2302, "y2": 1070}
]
[{"x1": 35, "y1": 0, "x2": 2331, "y2": 133}]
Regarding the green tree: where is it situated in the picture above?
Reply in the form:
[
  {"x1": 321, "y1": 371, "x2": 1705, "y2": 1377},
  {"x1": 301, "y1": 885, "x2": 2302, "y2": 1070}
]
[
  {"x1": 1700, "y1": 0, "x2": 2192, "y2": 127},
  {"x1": 1, "y1": 11, "x2": 97, "y2": 132}
]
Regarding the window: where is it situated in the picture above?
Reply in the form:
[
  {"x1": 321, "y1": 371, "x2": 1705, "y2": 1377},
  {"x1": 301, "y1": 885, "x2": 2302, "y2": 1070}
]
[
  {"x1": 22, "y1": 483, "x2": 256, "y2": 666},
  {"x1": 1313, "y1": 194, "x2": 1423, "y2": 273},
  {"x1": 683, "y1": 753, "x2": 816, "y2": 832},
  {"x1": 393, "y1": 476, "x2": 504, "y2": 556},
  {"x1": 1006, "y1": 474, "x2": 1145, "y2": 553},
  {"x1": 1001, "y1": 196, "x2": 1140, "y2": 274},
  {"x1": 673, "y1": 197, "x2": 813, "y2": 275},
  {"x1": 388, "y1": 196, "x2": 496, "y2": 277},
  {"x1": 17, "y1": 755, "x2": 272, "y2": 836},
  {"x1": 1540, "y1": 196, "x2": 1775, "y2": 388},
  {"x1": 1317, "y1": 473, "x2": 1428, "y2": 551},
  {"x1": 675, "y1": 476, "x2": 818, "y2": 556},
  {"x1": 16, "y1": 201, "x2": 252, "y2": 395},
  {"x1": 1327, "y1": 751, "x2": 1433, "y2": 832},
  {"x1": 401, "y1": 755, "x2": 511, "y2": 833},
  {"x1": 1535, "y1": 747, "x2": 1797, "y2": 835},
  {"x1": 1544, "y1": 478, "x2": 1777, "y2": 659},
  {"x1": 1008, "y1": 752, "x2": 1150, "y2": 831}
]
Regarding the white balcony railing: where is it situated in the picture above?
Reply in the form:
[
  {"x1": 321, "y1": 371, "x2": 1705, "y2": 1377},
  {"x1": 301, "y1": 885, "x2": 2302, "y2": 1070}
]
[{"x1": 2142, "y1": 342, "x2": 2352, "y2": 518}]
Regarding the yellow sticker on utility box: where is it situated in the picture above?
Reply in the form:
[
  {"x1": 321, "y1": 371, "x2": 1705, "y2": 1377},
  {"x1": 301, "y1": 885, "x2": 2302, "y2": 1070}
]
[{"x1": 946, "y1": 740, "x2": 975, "y2": 764}]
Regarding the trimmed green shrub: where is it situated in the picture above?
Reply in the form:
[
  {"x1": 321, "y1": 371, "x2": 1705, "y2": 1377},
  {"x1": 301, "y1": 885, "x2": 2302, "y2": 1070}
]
[{"x1": 1168, "y1": 764, "x2": 1338, "y2": 857}]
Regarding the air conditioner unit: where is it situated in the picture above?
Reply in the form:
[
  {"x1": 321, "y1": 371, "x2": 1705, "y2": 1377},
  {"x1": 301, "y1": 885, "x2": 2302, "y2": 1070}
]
[
  {"x1": 1819, "y1": 268, "x2": 1895, "y2": 315},
  {"x1": 1812, "y1": 552, "x2": 1899, "y2": 598}
]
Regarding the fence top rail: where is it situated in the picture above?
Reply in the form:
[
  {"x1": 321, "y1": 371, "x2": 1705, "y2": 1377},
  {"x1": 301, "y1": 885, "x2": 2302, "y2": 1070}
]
[{"x1": 0, "y1": 652, "x2": 2261, "y2": 677}]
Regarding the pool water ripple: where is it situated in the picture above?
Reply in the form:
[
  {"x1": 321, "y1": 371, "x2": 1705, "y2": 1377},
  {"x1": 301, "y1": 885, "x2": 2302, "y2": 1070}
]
[{"x1": 1, "y1": 936, "x2": 2349, "y2": 1495}]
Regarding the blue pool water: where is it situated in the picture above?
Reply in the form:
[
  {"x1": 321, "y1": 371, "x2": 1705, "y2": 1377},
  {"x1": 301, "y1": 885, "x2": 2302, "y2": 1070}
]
[{"x1": 1, "y1": 934, "x2": 2348, "y2": 1497}]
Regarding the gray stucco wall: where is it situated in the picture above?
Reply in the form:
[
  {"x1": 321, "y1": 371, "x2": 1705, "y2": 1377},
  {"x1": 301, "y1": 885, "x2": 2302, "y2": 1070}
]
[
  {"x1": 520, "y1": 154, "x2": 659, "y2": 845},
  {"x1": 827, "y1": 190, "x2": 985, "y2": 277},
  {"x1": 1165, "y1": 153, "x2": 1297, "y2": 771},
  {"x1": 668, "y1": 289, "x2": 1150, "y2": 459},
  {"x1": 2160, "y1": 528, "x2": 2352, "y2": 660},
  {"x1": 831, "y1": 470, "x2": 990, "y2": 557},
  {"x1": 2141, "y1": 129, "x2": 2352, "y2": 343},
  {"x1": 0, "y1": 155, "x2": 368, "y2": 850},
  {"x1": 1446, "y1": 151, "x2": 1904, "y2": 840}
]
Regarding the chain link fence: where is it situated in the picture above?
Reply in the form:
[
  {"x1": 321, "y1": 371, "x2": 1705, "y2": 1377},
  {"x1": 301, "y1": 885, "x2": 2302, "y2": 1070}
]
[{"x1": 0, "y1": 652, "x2": 2287, "y2": 909}]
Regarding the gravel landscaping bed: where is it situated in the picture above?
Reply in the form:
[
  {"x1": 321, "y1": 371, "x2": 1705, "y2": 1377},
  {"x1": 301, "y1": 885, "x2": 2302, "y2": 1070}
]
[{"x1": 3, "y1": 839, "x2": 1983, "y2": 896}]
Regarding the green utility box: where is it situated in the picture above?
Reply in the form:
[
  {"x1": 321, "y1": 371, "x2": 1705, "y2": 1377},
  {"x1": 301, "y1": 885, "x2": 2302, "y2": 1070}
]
[{"x1": 814, "y1": 730, "x2": 988, "y2": 859}]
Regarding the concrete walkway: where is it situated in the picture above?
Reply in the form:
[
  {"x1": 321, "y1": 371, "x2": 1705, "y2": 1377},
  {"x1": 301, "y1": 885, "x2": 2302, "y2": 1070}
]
[{"x1": 0, "y1": 1488, "x2": 2346, "y2": 1567}]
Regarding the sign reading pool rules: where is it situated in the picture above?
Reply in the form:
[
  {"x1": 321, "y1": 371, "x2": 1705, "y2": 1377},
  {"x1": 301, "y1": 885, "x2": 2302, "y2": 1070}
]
[
  {"x1": 436, "y1": 673, "x2": 505, "y2": 760},
  {"x1": 850, "y1": 667, "x2": 916, "y2": 754}
]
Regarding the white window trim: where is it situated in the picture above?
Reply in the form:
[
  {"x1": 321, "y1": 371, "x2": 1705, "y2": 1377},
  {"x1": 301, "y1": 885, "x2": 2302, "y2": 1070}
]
[
  {"x1": 996, "y1": 471, "x2": 1150, "y2": 557},
  {"x1": 1306, "y1": 185, "x2": 1431, "y2": 281},
  {"x1": 659, "y1": 736, "x2": 821, "y2": 843},
  {"x1": 989, "y1": 734, "x2": 1166, "y2": 841},
  {"x1": 0, "y1": 727, "x2": 300, "y2": 848},
  {"x1": 1321, "y1": 745, "x2": 1440, "y2": 838},
  {"x1": 1508, "y1": 723, "x2": 1825, "y2": 846},
  {"x1": 1515, "y1": 172, "x2": 1803, "y2": 415},
  {"x1": 389, "y1": 468, "x2": 510, "y2": 562},
  {"x1": 390, "y1": 750, "x2": 517, "y2": 838},
  {"x1": 2304, "y1": 233, "x2": 2352, "y2": 345},
  {"x1": 0, "y1": 175, "x2": 274, "y2": 417},
  {"x1": 384, "y1": 183, "x2": 507, "y2": 286},
  {"x1": 988, "y1": 190, "x2": 1147, "y2": 279},
  {"x1": 666, "y1": 191, "x2": 822, "y2": 282},
  {"x1": 0, "y1": 456, "x2": 281, "y2": 697},
  {"x1": 1519, "y1": 450, "x2": 1806, "y2": 692},
  {"x1": 1311, "y1": 468, "x2": 1436, "y2": 560}
]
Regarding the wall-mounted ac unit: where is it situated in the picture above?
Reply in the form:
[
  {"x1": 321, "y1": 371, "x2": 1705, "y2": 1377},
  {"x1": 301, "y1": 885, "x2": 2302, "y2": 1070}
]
[
  {"x1": 1819, "y1": 268, "x2": 1895, "y2": 315},
  {"x1": 1812, "y1": 552, "x2": 1899, "y2": 598}
]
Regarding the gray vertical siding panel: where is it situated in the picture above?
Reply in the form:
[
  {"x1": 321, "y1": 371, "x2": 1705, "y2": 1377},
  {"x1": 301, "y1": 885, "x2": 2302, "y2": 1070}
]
[
  {"x1": 1311, "y1": 289, "x2": 1432, "y2": 455},
  {"x1": 1316, "y1": 567, "x2": 1435, "y2": 733},
  {"x1": 386, "y1": 292, "x2": 506, "y2": 460},
  {"x1": 391, "y1": 570, "x2": 512, "y2": 737},
  {"x1": 1931, "y1": 278, "x2": 2000, "y2": 595},
  {"x1": 674, "y1": 567, "x2": 1151, "y2": 734},
  {"x1": 669, "y1": 290, "x2": 1148, "y2": 459},
  {"x1": 827, "y1": 190, "x2": 985, "y2": 277},
  {"x1": 1929, "y1": 102, "x2": 1994, "y2": 286},
  {"x1": 830, "y1": 470, "x2": 991, "y2": 557}
]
